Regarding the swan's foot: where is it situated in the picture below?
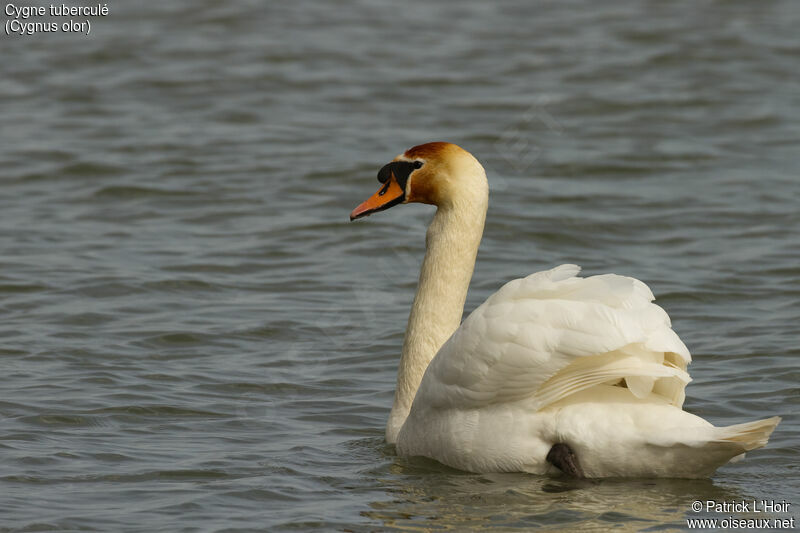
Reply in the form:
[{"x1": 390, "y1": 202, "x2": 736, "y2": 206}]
[{"x1": 546, "y1": 443, "x2": 584, "y2": 478}]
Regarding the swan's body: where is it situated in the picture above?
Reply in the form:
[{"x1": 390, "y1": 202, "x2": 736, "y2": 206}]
[{"x1": 350, "y1": 142, "x2": 779, "y2": 478}]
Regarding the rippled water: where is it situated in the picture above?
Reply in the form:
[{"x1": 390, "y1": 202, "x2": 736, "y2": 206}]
[{"x1": 2, "y1": 1, "x2": 799, "y2": 531}]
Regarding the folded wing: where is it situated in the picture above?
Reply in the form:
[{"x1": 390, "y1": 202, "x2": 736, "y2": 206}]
[{"x1": 416, "y1": 264, "x2": 692, "y2": 411}]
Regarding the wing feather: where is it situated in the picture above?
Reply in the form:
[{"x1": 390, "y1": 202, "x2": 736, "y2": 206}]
[{"x1": 416, "y1": 265, "x2": 692, "y2": 411}]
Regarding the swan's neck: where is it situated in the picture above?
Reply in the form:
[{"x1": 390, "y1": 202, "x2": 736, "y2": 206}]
[{"x1": 386, "y1": 188, "x2": 487, "y2": 443}]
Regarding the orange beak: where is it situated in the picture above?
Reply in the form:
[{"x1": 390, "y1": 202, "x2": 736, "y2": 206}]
[{"x1": 349, "y1": 173, "x2": 406, "y2": 220}]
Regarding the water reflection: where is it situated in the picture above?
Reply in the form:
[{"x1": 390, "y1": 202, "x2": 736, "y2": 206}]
[{"x1": 363, "y1": 455, "x2": 746, "y2": 531}]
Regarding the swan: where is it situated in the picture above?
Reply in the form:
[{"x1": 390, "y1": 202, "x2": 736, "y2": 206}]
[{"x1": 349, "y1": 141, "x2": 780, "y2": 478}]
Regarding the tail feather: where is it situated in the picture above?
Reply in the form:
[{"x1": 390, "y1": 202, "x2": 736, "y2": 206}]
[
  {"x1": 639, "y1": 415, "x2": 782, "y2": 477},
  {"x1": 714, "y1": 416, "x2": 781, "y2": 452}
]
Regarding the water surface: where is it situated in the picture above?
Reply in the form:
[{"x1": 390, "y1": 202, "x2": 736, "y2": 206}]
[{"x1": 1, "y1": 1, "x2": 799, "y2": 531}]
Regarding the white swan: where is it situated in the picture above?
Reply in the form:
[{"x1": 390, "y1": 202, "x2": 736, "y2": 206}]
[{"x1": 350, "y1": 141, "x2": 780, "y2": 478}]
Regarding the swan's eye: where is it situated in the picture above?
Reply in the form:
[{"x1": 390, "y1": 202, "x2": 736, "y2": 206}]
[{"x1": 413, "y1": 161, "x2": 423, "y2": 169}]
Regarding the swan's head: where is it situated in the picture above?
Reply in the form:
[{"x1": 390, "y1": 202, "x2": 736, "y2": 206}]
[{"x1": 350, "y1": 142, "x2": 487, "y2": 220}]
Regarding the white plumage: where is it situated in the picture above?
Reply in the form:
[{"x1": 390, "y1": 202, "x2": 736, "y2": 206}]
[
  {"x1": 351, "y1": 142, "x2": 780, "y2": 478},
  {"x1": 398, "y1": 265, "x2": 776, "y2": 477}
]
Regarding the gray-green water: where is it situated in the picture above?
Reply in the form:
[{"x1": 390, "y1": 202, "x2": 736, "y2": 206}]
[{"x1": 2, "y1": 1, "x2": 799, "y2": 531}]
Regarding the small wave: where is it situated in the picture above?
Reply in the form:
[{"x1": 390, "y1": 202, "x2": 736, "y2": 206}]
[{"x1": 91, "y1": 186, "x2": 198, "y2": 199}]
